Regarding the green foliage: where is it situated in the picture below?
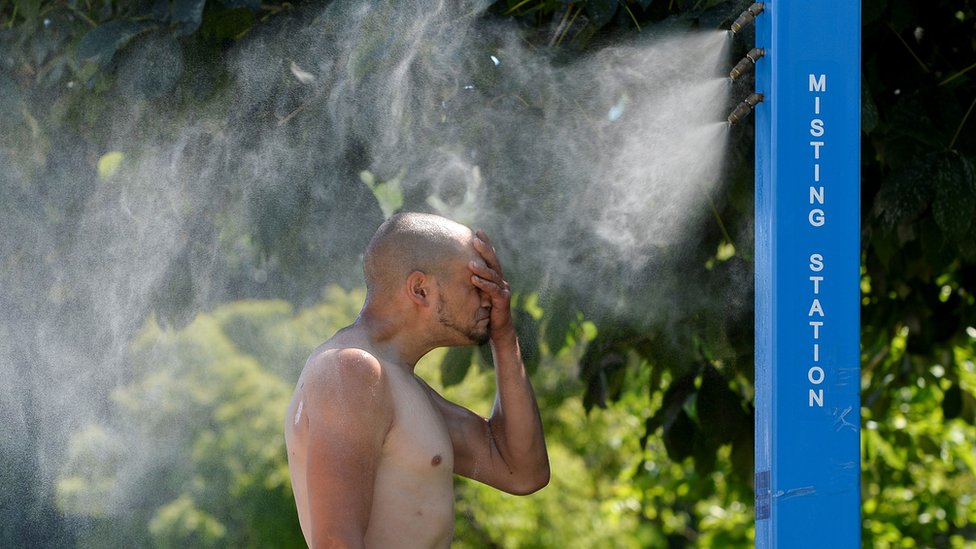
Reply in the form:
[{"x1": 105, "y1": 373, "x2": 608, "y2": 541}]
[
  {"x1": 58, "y1": 302, "x2": 310, "y2": 547},
  {"x1": 857, "y1": 3, "x2": 976, "y2": 542},
  {"x1": 861, "y1": 334, "x2": 976, "y2": 547}
]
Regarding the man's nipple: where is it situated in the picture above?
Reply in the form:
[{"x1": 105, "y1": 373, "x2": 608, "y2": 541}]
[{"x1": 431, "y1": 454, "x2": 442, "y2": 467}]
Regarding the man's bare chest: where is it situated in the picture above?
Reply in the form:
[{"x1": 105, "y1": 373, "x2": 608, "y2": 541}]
[{"x1": 381, "y1": 372, "x2": 455, "y2": 476}]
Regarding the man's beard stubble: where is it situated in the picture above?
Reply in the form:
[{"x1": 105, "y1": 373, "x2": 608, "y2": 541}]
[{"x1": 437, "y1": 295, "x2": 490, "y2": 346}]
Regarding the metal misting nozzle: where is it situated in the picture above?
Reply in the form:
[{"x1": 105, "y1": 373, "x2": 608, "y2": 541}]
[
  {"x1": 730, "y1": 2, "x2": 765, "y2": 34},
  {"x1": 729, "y1": 48, "x2": 765, "y2": 81},
  {"x1": 727, "y1": 92, "x2": 764, "y2": 124}
]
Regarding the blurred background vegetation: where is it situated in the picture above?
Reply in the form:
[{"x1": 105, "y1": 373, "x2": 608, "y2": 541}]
[{"x1": 2, "y1": 0, "x2": 976, "y2": 547}]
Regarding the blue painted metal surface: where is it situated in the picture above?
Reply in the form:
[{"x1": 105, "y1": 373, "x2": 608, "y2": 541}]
[{"x1": 753, "y1": 1, "x2": 861, "y2": 547}]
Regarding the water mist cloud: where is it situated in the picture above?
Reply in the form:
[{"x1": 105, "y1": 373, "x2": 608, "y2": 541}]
[{"x1": 0, "y1": 0, "x2": 736, "y2": 538}]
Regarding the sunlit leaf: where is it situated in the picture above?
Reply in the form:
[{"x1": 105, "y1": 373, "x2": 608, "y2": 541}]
[
  {"x1": 360, "y1": 170, "x2": 403, "y2": 219},
  {"x1": 96, "y1": 151, "x2": 125, "y2": 179}
]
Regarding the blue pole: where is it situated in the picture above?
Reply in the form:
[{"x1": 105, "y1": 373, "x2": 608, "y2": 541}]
[{"x1": 753, "y1": 1, "x2": 861, "y2": 547}]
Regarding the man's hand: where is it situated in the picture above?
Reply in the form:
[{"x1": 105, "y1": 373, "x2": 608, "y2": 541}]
[
  {"x1": 442, "y1": 229, "x2": 549, "y2": 495},
  {"x1": 468, "y1": 229, "x2": 515, "y2": 339}
]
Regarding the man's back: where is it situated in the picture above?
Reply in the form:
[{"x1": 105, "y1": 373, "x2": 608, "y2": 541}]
[{"x1": 285, "y1": 329, "x2": 456, "y2": 548}]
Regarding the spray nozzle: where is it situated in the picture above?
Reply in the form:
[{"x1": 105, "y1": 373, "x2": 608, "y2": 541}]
[
  {"x1": 730, "y1": 3, "x2": 765, "y2": 34},
  {"x1": 729, "y1": 48, "x2": 765, "y2": 81},
  {"x1": 727, "y1": 93, "x2": 764, "y2": 124}
]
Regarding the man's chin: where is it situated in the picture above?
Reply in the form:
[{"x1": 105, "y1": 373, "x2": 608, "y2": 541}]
[{"x1": 469, "y1": 325, "x2": 490, "y2": 346}]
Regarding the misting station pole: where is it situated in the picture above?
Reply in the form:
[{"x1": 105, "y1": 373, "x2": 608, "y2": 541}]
[{"x1": 741, "y1": 1, "x2": 863, "y2": 546}]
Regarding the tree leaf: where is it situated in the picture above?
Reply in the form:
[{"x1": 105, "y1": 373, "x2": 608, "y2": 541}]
[
  {"x1": 75, "y1": 20, "x2": 152, "y2": 68},
  {"x1": 647, "y1": 371, "x2": 697, "y2": 433},
  {"x1": 200, "y1": 7, "x2": 256, "y2": 41},
  {"x1": 932, "y1": 153, "x2": 976, "y2": 241},
  {"x1": 663, "y1": 409, "x2": 696, "y2": 461},
  {"x1": 541, "y1": 292, "x2": 578, "y2": 354},
  {"x1": 942, "y1": 383, "x2": 962, "y2": 420},
  {"x1": 730, "y1": 409, "x2": 754, "y2": 481},
  {"x1": 696, "y1": 364, "x2": 747, "y2": 445},
  {"x1": 585, "y1": 0, "x2": 618, "y2": 28},
  {"x1": 440, "y1": 346, "x2": 474, "y2": 388},
  {"x1": 360, "y1": 170, "x2": 403, "y2": 220},
  {"x1": 878, "y1": 153, "x2": 936, "y2": 227},
  {"x1": 862, "y1": 80, "x2": 879, "y2": 134},
  {"x1": 173, "y1": 0, "x2": 208, "y2": 35},
  {"x1": 960, "y1": 386, "x2": 976, "y2": 426},
  {"x1": 97, "y1": 151, "x2": 125, "y2": 179},
  {"x1": 583, "y1": 369, "x2": 608, "y2": 411}
]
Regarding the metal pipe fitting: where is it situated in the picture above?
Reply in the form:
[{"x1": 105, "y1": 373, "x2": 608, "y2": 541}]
[
  {"x1": 727, "y1": 92, "x2": 764, "y2": 124},
  {"x1": 730, "y1": 2, "x2": 765, "y2": 34},
  {"x1": 729, "y1": 48, "x2": 765, "y2": 81}
]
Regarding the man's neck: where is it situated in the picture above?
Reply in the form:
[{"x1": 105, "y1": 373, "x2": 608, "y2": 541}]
[{"x1": 353, "y1": 310, "x2": 430, "y2": 372}]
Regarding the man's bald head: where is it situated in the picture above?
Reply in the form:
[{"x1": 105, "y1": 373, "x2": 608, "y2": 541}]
[{"x1": 363, "y1": 213, "x2": 473, "y2": 297}]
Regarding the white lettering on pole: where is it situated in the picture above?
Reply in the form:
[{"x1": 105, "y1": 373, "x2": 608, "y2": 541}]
[
  {"x1": 808, "y1": 367, "x2": 825, "y2": 384},
  {"x1": 810, "y1": 119, "x2": 825, "y2": 137},
  {"x1": 809, "y1": 254, "x2": 824, "y2": 271},
  {"x1": 810, "y1": 321, "x2": 823, "y2": 339},
  {"x1": 809, "y1": 73, "x2": 827, "y2": 92},
  {"x1": 809, "y1": 209, "x2": 825, "y2": 226},
  {"x1": 806, "y1": 73, "x2": 828, "y2": 407},
  {"x1": 810, "y1": 186, "x2": 824, "y2": 205},
  {"x1": 810, "y1": 276, "x2": 823, "y2": 293},
  {"x1": 810, "y1": 141, "x2": 824, "y2": 159}
]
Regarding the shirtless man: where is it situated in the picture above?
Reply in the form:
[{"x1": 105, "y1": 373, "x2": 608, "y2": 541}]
[{"x1": 284, "y1": 213, "x2": 550, "y2": 548}]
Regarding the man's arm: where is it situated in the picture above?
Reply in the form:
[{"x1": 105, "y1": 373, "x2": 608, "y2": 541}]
[
  {"x1": 300, "y1": 349, "x2": 393, "y2": 547},
  {"x1": 433, "y1": 230, "x2": 550, "y2": 495}
]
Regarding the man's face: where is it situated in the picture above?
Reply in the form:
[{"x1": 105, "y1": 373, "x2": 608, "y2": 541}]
[{"x1": 434, "y1": 245, "x2": 491, "y2": 345}]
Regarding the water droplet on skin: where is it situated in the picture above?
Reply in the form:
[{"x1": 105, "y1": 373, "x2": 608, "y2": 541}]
[{"x1": 294, "y1": 400, "x2": 304, "y2": 425}]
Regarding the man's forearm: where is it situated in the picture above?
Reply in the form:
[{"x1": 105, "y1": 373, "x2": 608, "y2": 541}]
[{"x1": 488, "y1": 326, "x2": 549, "y2": 490}]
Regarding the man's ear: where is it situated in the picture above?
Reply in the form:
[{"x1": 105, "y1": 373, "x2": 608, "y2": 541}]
[{"x1": 406, "y1": 271, "x2": 431, "y2": 306}]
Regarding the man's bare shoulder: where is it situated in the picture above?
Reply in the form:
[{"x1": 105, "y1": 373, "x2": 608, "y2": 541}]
[
  {"x1": 290, "y1": 344, "x2": 394, "y2": 449},
  {"x1": 301, "y1": 345, "x2": 387, "y2": 398}
]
